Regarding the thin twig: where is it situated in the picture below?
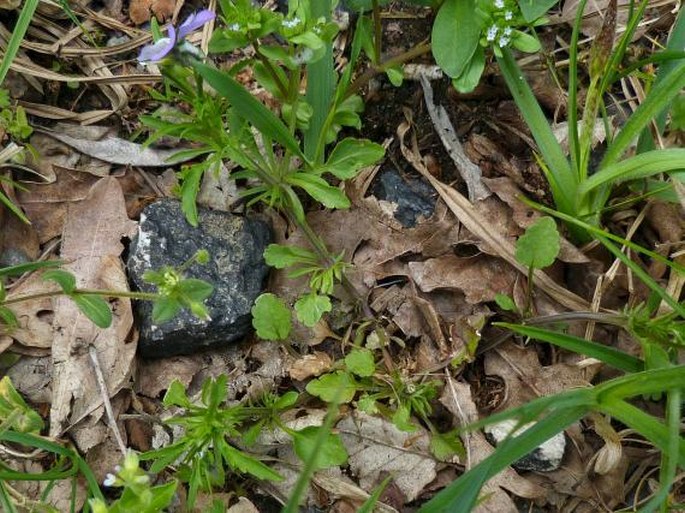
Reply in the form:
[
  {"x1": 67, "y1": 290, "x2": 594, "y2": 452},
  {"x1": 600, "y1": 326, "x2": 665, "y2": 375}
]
[{"x1": 89, "y1": 345, "x2": 127, "y2": 456}]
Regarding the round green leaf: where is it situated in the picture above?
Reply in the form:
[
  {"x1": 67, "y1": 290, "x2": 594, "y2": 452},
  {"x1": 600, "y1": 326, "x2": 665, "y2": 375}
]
[{"x1": 251, "y1": 293, "x2": 292, "y2": 341}]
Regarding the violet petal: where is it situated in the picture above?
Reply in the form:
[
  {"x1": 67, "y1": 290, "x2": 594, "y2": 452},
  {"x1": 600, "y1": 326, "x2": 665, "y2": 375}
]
[
  {"x1": 138, "y1": 26, "x2": 177, "y2": 63},
  {"x1": 177, "y1": 9, "x2": 215, "y2": 40}
]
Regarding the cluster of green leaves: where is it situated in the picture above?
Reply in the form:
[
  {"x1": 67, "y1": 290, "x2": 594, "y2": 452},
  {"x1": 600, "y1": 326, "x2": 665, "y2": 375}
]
[
  {"x1": 496, "y1": 0, "x2": 685, "y2": 240},
  {"x1": 303, "y1": 344, "x2": 463, "y2": 460},
  {"x1": 0, "y1": 89, "x2": 32, "y2": 141},
  {"x1": 139, "y1": 374, "x2": 347, "y2": 509},
  {"x1": 432, "y1": 0, "x2": 547, "y2": 92}
]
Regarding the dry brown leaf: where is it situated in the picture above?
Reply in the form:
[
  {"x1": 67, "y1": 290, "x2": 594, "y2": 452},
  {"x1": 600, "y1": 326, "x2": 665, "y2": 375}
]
[
  {"x1": 18, "y1": 166, "x2": 102, "y2": 244},
  {"x1": 129, "y1": 0, "x2": 177, "y2": 25},
  {"x1": 409, "y1": 254, "x2": 517, "y2": 303},
  {"x1": 289, "y1": 351, "x2": 333, "y2": 381},
  {"x1": 136, "y1": 355, "x2": 204, "y2": 398},
  {"x1": 3, "y1": 271, "x2": 55, "y2": 348},
  {"x1": 49, "y1": 177, "x2": 137, "y2": 437},
  {"x1": 337, "y1": 412, "x2": 437, "y2": 503}
]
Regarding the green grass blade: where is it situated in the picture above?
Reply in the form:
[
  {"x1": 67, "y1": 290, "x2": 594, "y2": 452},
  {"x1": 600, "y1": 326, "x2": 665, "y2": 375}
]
[
  {"x1": 495, "y1": 49, "x2": 576, "y2": 214},
  {"x1": 0, "y1": 0, "x2": 39, "y2": 84},
  {"x1": 194, "y1": 63, "x2": 305, "y2": 160},
  {"x1": 566, "y1": 0, "x2": 589, "y2": 175},
  {"x1": 496, "y1": 323, "x2": 643, "y2": 372},
  {"x1": 417, "y1": 406, "x2": 588, "y2": 513},
  {"x1": 600, "y1": 61, "x2": 685, "y2": 168},
  {"x1": 304, "y1": 0, "x2": 335, "y2": 163},
  {"x1": 636, "y1": 6, "x2": 685, "y2": 153},
  {"x1": 599, "y1": 397, "x2": 685, "y2": 468},
  {"x1": 580, "y1": 148, "x2": 685, "y2": 193},
  {"x1": 596, "y1": 365, "x2": 685, "y2": 401}
]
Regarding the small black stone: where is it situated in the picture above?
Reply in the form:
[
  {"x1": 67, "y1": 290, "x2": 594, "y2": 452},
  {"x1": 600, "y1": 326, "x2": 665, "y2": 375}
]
[
  {"x1": 372, "y1": 168, "x2": 437, "y2": 227},
  {"x1": 127, "y1": 199, "x2": 271, "y2": 358}
]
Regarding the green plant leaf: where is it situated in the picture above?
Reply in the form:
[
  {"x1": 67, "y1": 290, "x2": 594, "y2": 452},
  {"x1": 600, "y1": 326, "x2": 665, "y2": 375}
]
[
  {"x1": 219, "y1": 442, "x2": 282, "y2": 481},
  {"x1": 152, "y1": 297, "x2": 182, "y2": 324},
  {"x1": 305, "y1": 371, "x2": 357, "y2": 403},
  {"x1": 42, "y1": 269, "x2": 76, "y2": 294},
  {"x1": 392, "y1": 403, "x2": 417, "y2": 432},
  {"x1": 177, "y1": 278, "x2": 214, "y2": 303},
  {"x1": 430, "y1": 429, "x2": 465, "y2": 461},
  {"x1": 432, "y1": 0, "x2": 481, "y2": 78},
  {"x1": 512, "y1": 30, "x2": 542, "y2": 53},
  {"x1": 71, "y1": 294, "x2": 112, "y2": 329},
  {"x1": 494, "y1": 293, "x2": 517, "y2": 312},
  {"x1": 264, "y1": 244, "x2": 318, "y2": 269},
  {"x1": 323, "y1": 138, "x2": 385, "y2": 179},
  {"x1": 344, "y1": 348, "x2": 376, "y2": 377},
  {"x1": 286, "y1": 173, "x2": 350, "y2": 209},
  {"x1": 517, "y1": 0, "x2": 558, "y2": 22},
  {"x1": 386, "y1": 66, "x2": 404, "y2": 86},
  {"x1": 497, "y1": 323, "x2": 643, "y2": 372},
  {"x1": 579, "y1": 148, "x2": 685, "y2": 194},
  {"x1": 0, "y1": 0, "x2": 39, "y2": 85},
  {"x1": 194, "y1": 63, "x2": 304, "y2": 159},
  {"x1": 292, "y1": 426, "x2": 348, "y2": 470},
  {"x1": 295, "y1": 293, "x2": 332, "y2": 327},
  {"x1": 162, "y1": 380, "x2": 192, "y2": 408},
  {"x1": 0, "y1": 376, "x2": 44, "y2": 434},
  {"x1": 251, "y1": 293, "x2": 292, "y2": 341},
  {"x1": 515, "y1": 216, "x2": 560, "y2": 269},
  {"x1": 0, "y1": 260, "x2": 61, "y2": 278},
  {"x1": 452, "y1": 45, "x2": 485, "y2": 93}
]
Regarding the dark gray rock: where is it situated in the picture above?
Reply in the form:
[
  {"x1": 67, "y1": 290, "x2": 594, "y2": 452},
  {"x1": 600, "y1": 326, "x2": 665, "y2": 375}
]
[
  {"x1": 484, "y1": 419, "x2": 566, "y2": 472},
  {"x1": 372, "y1": 168, "x2": 436, "y2": 227},
  {"x1": 127, "y1": 199, "x2": 271, "y2": 358}
]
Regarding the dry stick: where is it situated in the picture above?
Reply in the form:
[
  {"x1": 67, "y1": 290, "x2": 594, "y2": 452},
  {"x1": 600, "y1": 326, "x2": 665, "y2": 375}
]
[{"x1": 89, "y1": 345, "x2": 127, "y2": 457}]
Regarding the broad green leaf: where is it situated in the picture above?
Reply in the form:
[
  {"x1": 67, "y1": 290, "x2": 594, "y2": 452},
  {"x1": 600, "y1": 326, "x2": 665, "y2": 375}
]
[
  {"x1": 512, "y1": 31, "x2": 542, "y2": 53},
  {"x1": 264, "y1": 244, "x2": 318, "y2": 269},
  {"x1": 292, "y1": 426, "x2": 348, "y2": 470},
  {"x1": 0, "y1": 306, "x2": 18, "y2": 329},
  {"x1": 432, "y1": 0, "x2": 481, "y2": 78},
  {"x1": 430, "y1": 430, "x2": 465, "y2": 461},
  {"x1": 152, "y1": 297, "x2": 182, "y2": 324},
  {"x1": 42, "y1": 269, "x2": 76, "y2": 294},
  {"x1": 452, "y1": 46, "x2": 485, "y2": 93},
  {"x1": 71, "y1": 294, "x2": 112, "y2": 329},
  {"x1": 177, "y1": 278, "x2": 214, "y2": 303},
  {"x1": 357, "y1": 394, "x2": 379, "y2": 414},
  {"x1": 286, "y1": 173, "x2": 350, "y2": 209},
  {"x1": 517, "y1": 0, "x2": 557, "y2": 22},
  {"x1": 344, "y1": 348, "x2": 376, "y2": 377},
  {"x1": 194, "y1": 63, "x2": 304, "y2": 159},
  {"x1": 0, "y1": 376, "x2": 44, "y2": 434},
  {"x1": 162, "y1": 380, "x2": 192, "y2": 408},
  {"x1": 515, "y1": 217, "x2": 560, "y2": 269},
  {"x1": 305, "y1": 371, "x2": 357, "y2": 403},
  {"x1": 392, "y1": 403, "x2": 416, "y2": 432},
  {"x1": 323, "y1": 138, "x2": 385, "y2": 179},
  {"x1": 180, "y1": 163, "x2": 204, "y2": 227},
  {"x1": 251, "y1": 293, "x2": 292, "y2": 341},
  {"x1": 295, "y1": 293, "x2": 332, "y2": 327}
]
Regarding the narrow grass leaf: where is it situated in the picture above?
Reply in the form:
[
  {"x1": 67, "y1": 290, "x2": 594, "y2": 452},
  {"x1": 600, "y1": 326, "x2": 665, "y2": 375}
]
[
  {"x1": 496, "y1": 49, "x2": 575, "y2": 214},
  {"x1": 194, "y1": 63, "x2": 304, "y2": 159},
  {"x1": 496, "y1": 323, "x2": 643, "y2": 372},
  {"x1": 418, "y1": 407, "x2": 588, "y2": 513},
  {"x1": 600, "y1": 62, "x2": 685, "y2": 168},
  {"x1": 580, "y1": 148, "x2": 685, "y2": 193},
  {"x1": 0, "y1": 0, "x2": 40, "y2": 84}
]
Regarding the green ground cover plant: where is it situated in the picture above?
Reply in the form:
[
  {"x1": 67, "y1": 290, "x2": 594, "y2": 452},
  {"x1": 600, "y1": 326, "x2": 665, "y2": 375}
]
[{"x1": 1, "y1": 0, "x2": 684, "y2": 511}]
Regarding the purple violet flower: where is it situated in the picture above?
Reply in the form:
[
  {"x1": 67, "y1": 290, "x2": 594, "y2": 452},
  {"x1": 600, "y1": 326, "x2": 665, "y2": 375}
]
[{"x1": 138, "y1": 9, "x2": 215, "y2": 64}]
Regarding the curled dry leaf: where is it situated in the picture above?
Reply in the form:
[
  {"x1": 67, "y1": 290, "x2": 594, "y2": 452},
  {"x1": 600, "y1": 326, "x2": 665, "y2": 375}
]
[
  {"x1": 289, "y1": 351, "x2": 333, "y2": 381},
  {"x1": 49, "y1": 177, "x2": 137, "y2": 438}
]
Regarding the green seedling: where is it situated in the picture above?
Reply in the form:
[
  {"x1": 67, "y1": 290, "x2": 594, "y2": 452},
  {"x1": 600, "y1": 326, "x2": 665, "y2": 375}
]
[
  {"x1": 1, "y1": 251, "x2": 214, "y2": 334},
  {"x1": 89, "y1": 452, "x2": 177, "y2": 513},
  {"x1": 432, "y1": 0, "x2": 544, "y2": 92},
  {"x1": 514, "y1": 216, "x2": 560, "y2": 313},
  {"x1": 495, "y1": 0, "x2": 685, "y2": 240}
]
